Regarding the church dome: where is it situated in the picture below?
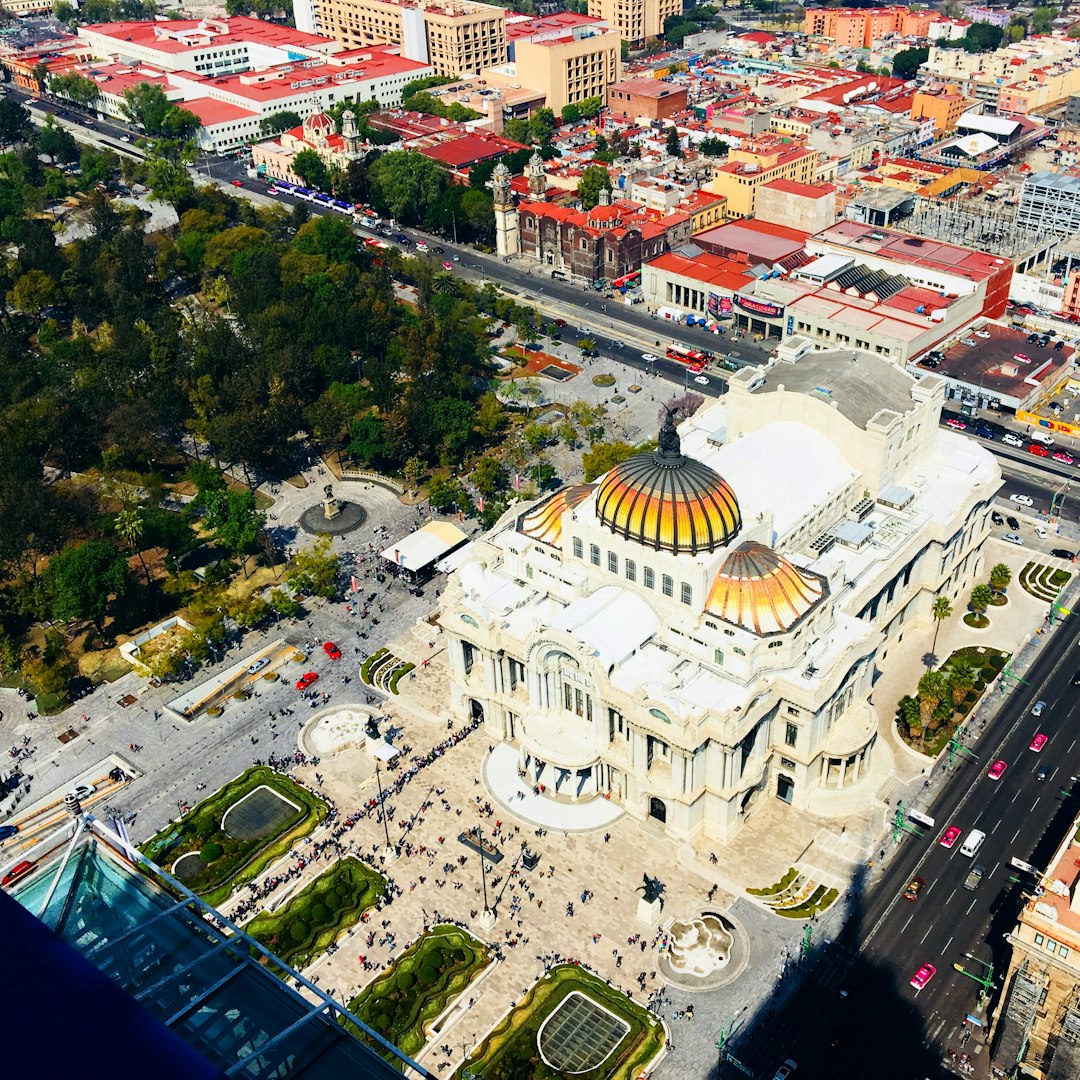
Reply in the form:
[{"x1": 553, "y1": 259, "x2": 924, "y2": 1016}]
[
  {"x1": 302, "y1": 111, "x2": 335, "y2": 135},
  {"x1": 595, "y1": 410, "x2": 741, "y2": 555},
  {"x1": 705, "y1": 541, "x2": 826, "y2": 635}
]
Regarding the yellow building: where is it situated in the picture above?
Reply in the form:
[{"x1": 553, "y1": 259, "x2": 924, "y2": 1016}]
[
  {"x1": 587, "y1": 0, "x2": 680, "y2": 46},
  {"x1": 706, "y1": 137, "x2": 820, "y2": 220},
  {"x1": 315, "y1": 0, "x2": 507, "y2": 77},
  {"x1": 514, "y1": 26, "x2": 620, "y2": 114},
  {"x1": 990, "y1": 818, "x2": 1080, "y2": 1078},
  {"x1": 911, "y1": 84, "x2": 970, "y2": 136},
  {"x1": 872, "y1": 157, "x2": 981, "y2": 198}
]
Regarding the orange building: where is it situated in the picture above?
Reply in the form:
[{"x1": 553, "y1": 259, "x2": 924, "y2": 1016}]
[
  {"x1": 911, "y1": 84, "x2": 971, "y2": 136},
  {"x1": 803, "y1": 7, "x2": 938, "y2": 47}
]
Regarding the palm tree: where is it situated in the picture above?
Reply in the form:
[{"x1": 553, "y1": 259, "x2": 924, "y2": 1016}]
[
  {"x1": 930, "y1": 595, "x2": 952, "y2": 656},
  {"x1": 917, "y1": 670, "x2": 949, "y2": 727},
  {"x1": 989, "y1": 562, "x2": 1012, "y2": 594},
  {"x1": 946, "y1": 659, "x2": 976, "y2": 706},
  {"x1": 116, "y1": 507, "x2": 152, "y2": 588},
  {"x1": 970, "y1": 584, "x2": 994, "y2": 620}
]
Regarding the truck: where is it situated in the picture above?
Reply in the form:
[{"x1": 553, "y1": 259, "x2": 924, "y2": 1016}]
[{"x1": 964, "y1": 865, "x2": 985, "y2": 891}]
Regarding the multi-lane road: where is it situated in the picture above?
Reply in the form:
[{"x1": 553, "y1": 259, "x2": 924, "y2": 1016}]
[{"x1": 746, "y1": 613, "x2": 1080, "y2": 1080}]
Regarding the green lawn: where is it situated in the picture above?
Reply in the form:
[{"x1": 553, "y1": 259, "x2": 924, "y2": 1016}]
[
  {"x1": 140, "y1": 766, "x2": 327, "y2": 906},
  {"x1": 458, "y1": 964, "x2": 664, "y2": 1080},
  {"x1": 246, "y1": 857, "x2": 385, "y2": 972},
  {"x1": 343, "y1": 924, "x2": 490, "y2": 1067}
]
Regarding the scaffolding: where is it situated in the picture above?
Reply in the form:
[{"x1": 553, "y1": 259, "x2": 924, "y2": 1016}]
[{"x1": 908, "y1": 195, "x2": 1047, "y2": 262}]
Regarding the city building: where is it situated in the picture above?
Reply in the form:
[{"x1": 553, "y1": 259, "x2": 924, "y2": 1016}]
[
  {"x1": 77, "y1": 16, "x2": 341, "y2": 76},
  {"x1": 642, "y1": 245, "x2": 755, "y2": 318},
  {"x1": 705, "y1": 136, "x2": 821, "y2": 220},
  {"x1": 869, "y1": 158, "x2": 981, "y2": 199},
  {"x1": 1017, "y1": 171, "x2": 1080, "y2": 237},
  {"x1": 252, "y1": 110, "x2": 365, "y2": 185},
  {"x1": 755, "y1": 179, "x2": 836, "y2": 234},
  {"x1": 436, "y1": 352, "x2": 999, "y2": 843},
  {"x1": 0, "y1": 36, "x2": 93, "y2": 91},
  {"x1": 511, "y1": 17, "x2": 620, "y2": 114},
  {"x1": 606, "y1": 76, "x2": 688, "y2": 122},
  {"x1": 910, "y1": 84, "x2": 971, "y2": 136},
  {"x1": 692, "y1": 217, "x2": 809, "y2": 270},
  {"x1": 991, "y1": 816, "x2": 1080, "y2": 1078},
  {"x1": 586, "y1": 0, "x2": 680, "y2": 46},
  {"x1": 310, "y1": 0, "x2": 507, "y2": 76},
  {"x1": 803, "y1": 7, "x2": 939, "y2": 47}
]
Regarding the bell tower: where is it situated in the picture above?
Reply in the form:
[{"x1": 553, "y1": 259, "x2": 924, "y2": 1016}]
[
  {"x1": 527, "y1": 150, "x2": 546, "y2": 197},
  {"x1": 341, "y1": 109, "x2": 360, "y2": 154},
  {"x1": 489, "y1": 162, "x2": 519, "y2": 259}
]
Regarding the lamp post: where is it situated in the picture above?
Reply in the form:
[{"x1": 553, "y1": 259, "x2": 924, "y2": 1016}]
[
  {"x1": 373, "y1": 760, "x2": 397, "y2": 862},
  {"x1": 474, "y1": 822, "x2": 495, "y2": 929}
]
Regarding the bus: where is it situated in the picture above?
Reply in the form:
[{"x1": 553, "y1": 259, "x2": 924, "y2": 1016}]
[{"x1": 666, "y1": 344, "x2": 711, "y2": 372}]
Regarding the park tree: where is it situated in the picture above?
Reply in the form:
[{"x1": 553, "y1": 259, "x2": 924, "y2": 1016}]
[
  {"x1": 665, "y1": 126, "x2": 682, "y2": 158},
  {"x1": 369, "y1": 150, "x2": 447, "y2": 224},
  {"x1": 287, "y1": 536, "x2": 340, "y2": 599},
  {"x1": 36, "y1": 116, "x2": 79, "y2": 163},
  {"x1": 930, "y1": 595, "x2": 952, "y2": 656},
  {"x1": 1031, "y1": 6, "x2": 1056, "y2": 34},
  {"x1": 582, "y1": 440, "x2": 636, "y2": 482},
  {"x1": 529, "y1": 107, "x2": 557, "y2": 145},
  {"x1": 969, "y1": 583, "x2": 994, "y2": 618},
  {"x1": 472, "y1": 455, "x2": 508, "y2": 497},
  {"x1": 9, "y1": 269, "x2": 57, "y2": 315},
  {"x1": 426, "y1": 475, "x2": 471, "y2": 514},
  {"x1": 577, "y1": 164, "x2": 612, "y2": 210},
  {"x1": 268, "y1": 587, "x2": 301, "y2": 619},
  {"x1": 561, "y1": 103, "x2": 581, "y2": 123},
  {"x1": 892, "y1": 46, "x2": 928, "y2": 80},
  {"x1": 895, "y1": 694, "x2": 922, "y2": 745},
  {"x1": 699, "y1": 136, "x2": 729, "y2": 158},
  {"x1": 989, "y1": 562, "x2": 1012, "y2": 593},
  {"x1": 202, "y1": 488, "x2": 265, "y2": 575},
  {"x1": 292, "y1": 148, "x2": 329, "y2": 192},
  {"x1": 259, "y1": 110, "x2": 303, "y2": 137},
  {"x1": 49, "y1": 73, "x2": 101, "y2": 110},
  {"x1": 0, "y1": 98, "x2": 32, "y2": 148},
  {"x1": 120, "y1": 83, "x2": 198, "y2": 139},
  {"x1": 45, "y1": 540, "x2": 131, "y2": 634},
  {"x1": 962, "y1": 22, "x2": 1004, "y2": 53}
]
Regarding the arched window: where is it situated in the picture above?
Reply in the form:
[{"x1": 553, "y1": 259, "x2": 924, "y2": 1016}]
[{"x1": 648, "y1": 797, "x2": 667, "y2": 823}]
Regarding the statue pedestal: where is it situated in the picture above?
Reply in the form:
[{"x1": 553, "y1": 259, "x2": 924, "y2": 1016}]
[
  {"x1": 322, "y1": 497, "x2": 341, "y2": 521},
  {"x1": 474, "y1": 907, "x2": 496, "y2": 932},
  {"x1": 637, "y1": 897, "x2": 663, "y2": 926}
]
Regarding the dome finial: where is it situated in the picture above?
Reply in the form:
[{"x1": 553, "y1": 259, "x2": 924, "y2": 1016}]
[{"x1": 657, "y1": 407, "x2": 682, "y2": 462}]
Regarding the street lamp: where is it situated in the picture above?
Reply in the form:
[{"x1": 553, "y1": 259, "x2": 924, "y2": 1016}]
[
  {"x1": 373, "y1": 760, "x2": 397, "y2": 862},
  {"x1": 476, "y1": 822, "x2": 491, "y2": 916}
]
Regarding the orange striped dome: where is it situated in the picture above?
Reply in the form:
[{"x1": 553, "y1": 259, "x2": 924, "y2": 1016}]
[
  {"x1": 518, "y1": 484, "x2": 595, "y2": 547},
  {"x1": 595, "y1": 410, "x2": 741, "y2": 555},
  {"x1": 706, "y1": 542, "x2": 826, "y2": 635}
]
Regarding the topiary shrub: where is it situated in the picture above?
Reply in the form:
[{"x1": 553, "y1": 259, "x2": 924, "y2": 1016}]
[
  {"x1": 310, "y1": 902, "x2": 330, "y2": 925},
  {"x1": 201, "y1": 842, "x2": 224, "y2": 862},
  {"x1": 290, "y1": 921, "x2": 310, "y2": 943},
  {"x1": 397, "y1": 971, "x2": 416, "y2": 990}
]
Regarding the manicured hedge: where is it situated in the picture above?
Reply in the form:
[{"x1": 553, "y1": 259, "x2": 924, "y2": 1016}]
[
  {"x1": 460, "y1": 964, "x2": 663, "y2": 1080},
  {"x1": 140, "y1": 766, "x2": 327, "y2": 906},
  {"x1": 344, "y1": 925, "x2": 489, "y2": 1064},
  {"x1": 246, "y1": 858, "x2": 385, "y2": 972}
]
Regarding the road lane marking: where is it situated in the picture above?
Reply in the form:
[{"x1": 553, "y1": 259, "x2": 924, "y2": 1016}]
[
  {"x1": 944, "y1": 935, "x2": 954, "y2": 955},
  {"x1": 1070, "y1": 739, "x2": 1077, "y2": 753},
  {"x1": 1032, "y1": 797, "x2": 1041, "y2": 812},
  {"x1": 1012, "y1": 827, "x2": 1022, "y2": 842},
  {"x1": 921, "y1": 924, "x2": 934, "y2": 944},
  {"x1": 902, "y1": 911, "x2": 916, "y2": 933},
  {"x1": 966, "y1": 897, "x2": 979, "y2": 915},
  {"x1": 946, "y1": 887, "x2": 958, "y2": 905}
]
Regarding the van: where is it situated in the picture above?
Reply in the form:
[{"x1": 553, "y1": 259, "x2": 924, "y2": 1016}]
[
  {"x1": 1031, "y1": 431, "x2": 1054, "y2": 446},
  {"x1": 960, "y1": 829, "x2": 986, "y2": 858}
]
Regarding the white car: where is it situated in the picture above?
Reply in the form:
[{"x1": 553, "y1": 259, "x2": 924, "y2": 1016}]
[
  {"x1": 1009, "y1": 493, "x2": 1035, "y2": 506},
  {"x1": 975, "y1": 330, "x2": 991, "y2": 338},
  {"x1": 1003, "y1": 533, "x2": 1024, "y2": 545},
  {"x1": 415, "y1": 240, "x2": 428, "y2": 251},
  {"x1": 694, "y1": 375, "x2": 709, "y2": 385},
  {"x1": 641, "y1": 352, "x2": 660, "y2": 363},
  {"x1": 1002, "y1": 433, "x2": 1024, "y2": 447},
  {"x1": 1035, "y1": 524, "x2": 1047, "y2": 539},
  {"x1": 247, "y1": 657, "x2": 270, "y2": 675},
  {"x1": 773, "y1": 1061, "x2": 798, "y2": 1080},
  {"x1": 960, "y1": 338, "x2": 977, "y2": 346},
  {"x1": 68, "y1": 784, "x2": 96, "y2": 801}
]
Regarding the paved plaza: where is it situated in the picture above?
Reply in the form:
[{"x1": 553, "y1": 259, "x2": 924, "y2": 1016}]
[{"x1": 1, "y1": 459, "x2": 1076, "y2": 1079}]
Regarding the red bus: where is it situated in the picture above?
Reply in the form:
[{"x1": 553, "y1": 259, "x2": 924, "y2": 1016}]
[{"x1": 666, "y1": 344, "x2": 710, "y2": 372}]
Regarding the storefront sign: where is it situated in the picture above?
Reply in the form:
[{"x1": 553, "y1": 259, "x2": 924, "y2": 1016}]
[{"x1": 735, "y1": 295, "x2": 784, "y2": 319}]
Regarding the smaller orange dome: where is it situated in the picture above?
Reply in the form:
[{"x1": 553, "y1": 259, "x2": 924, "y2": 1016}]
[{"x1": 706, "y1": 542, "x2": 826, "y2": 635}]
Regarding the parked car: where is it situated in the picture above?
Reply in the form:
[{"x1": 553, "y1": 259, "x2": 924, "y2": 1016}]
[
  {"x1": 1009, "y1": 493, "x2": 1035, "y2": 506},
  {"x1": 323, "y1": 641, "x2": 342, "y2": 660},
  {"x1": 1051, "y1": 548, "x2": 1076, "y2": 560},
  {"x1": 946, "y1": 418, "x2": 966, "y2": 430},
  {"x1": 1007, "y1": 515, "x2": 1020, "y2": 529},
  {"x1": 1028, "y1": 444, "x2": 1050, "y2": 457},
  {"x1": 960, "y1": 338, "x2": 977, "y2": 346},
  {"x1": 991, "y1": 511, "x2": 1004, "y2": 525},
  {"x1": 296, "y1": 671, "x2": 319, "y2": 690},
  {"x1": 1002, "y1": 434, "x2": 1024, "y2": 447},
  {"x1": 1003, "y1": 533, "x2": 1024, "y2": 545},
  {"x1": 921, "y1": 358, "x2": 940, "y2": 368},
  {"x1": 247, "y1": 657, "x2": 270, "y2": 675},
  {"x1": 68, "y1": 784, "x2": 95, "y2": 801}
]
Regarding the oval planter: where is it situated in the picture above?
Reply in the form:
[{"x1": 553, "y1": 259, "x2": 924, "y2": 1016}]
[{"x1": 963, "y1": 613, "x2": 990, "y2": 630}]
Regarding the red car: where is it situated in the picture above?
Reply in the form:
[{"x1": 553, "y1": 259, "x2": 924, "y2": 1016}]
[
  {"x1": 988, "y1": 759, "x2": 1008, "y2": 781},
  {"x1": 1, "y1": 860, "x2": 35, "y2": 888},
  {"x1": 1028, "y1": 444, "x2": 1050, "y2": 457},
  {"x1": 230, "y1": 179, "x2": 243, "y2": 187},
  {"x1": 940, "y1": 826, "x2": 962, "y2": 849},
  {"x1": 296, "y1": 671, "x2": 319, "y2": 690},
  {"x1": 910, "y1": 963, "x2": 937, "y2": 990},
  {"x1": 323, "y1": 641, "x2": 342, "y2": 660},
  {"x1": 1030, "y1": 733, "x2": 1048, "y2": 753}
]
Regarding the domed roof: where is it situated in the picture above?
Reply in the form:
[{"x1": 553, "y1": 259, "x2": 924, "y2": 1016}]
[
  {"x1": 595, "y1": 409, "x2": 741, "y2": 555},
  {"x1": 705, "y1": 542, "x2": 826, "y2": 635},
  {"x1": 518, "y1": 484, "x2": 595, "y2": 547},
  {"x1": 303, "y1": 110, "x2": 335, "y2": 133}
]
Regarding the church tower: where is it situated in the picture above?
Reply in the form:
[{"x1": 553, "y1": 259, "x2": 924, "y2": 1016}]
[
  {"x1": 341, "y1": 109, "x2": 360, "y2": 155},
  {"x1": 489, "y1": 162, "x2": 519, "y2": 259},
  {"x1": 527, "y1": 150, "x2": 546, "y2": 197}
]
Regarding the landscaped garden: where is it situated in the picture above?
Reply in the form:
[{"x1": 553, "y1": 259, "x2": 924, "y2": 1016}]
[
  {"x1": 361, "y1": 648, "x2": 415, "y2": 694},
  {"x1": 246, "y1": 857, "x2": 385, "y2": 973},
  {"x1": 343, "y1": 924, "x2": 490, "y2": 1065},
  {"x1": 1020, "y1": 561, "x2": 1072, "y2": 602},
  {"x1": 140, "y1": 766, "x2": 327, "y2": 906},
  {"x1": 456, "y1": 964, "x2": 664, "y2": 1080},
  {"x1": 747, "y1": 868, "x2": 838, "y2": 918},
  {"x1": 895, "y1": 645, "x2": 1008, "y2": 755}
]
